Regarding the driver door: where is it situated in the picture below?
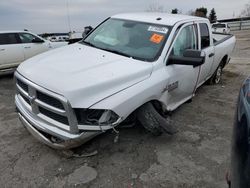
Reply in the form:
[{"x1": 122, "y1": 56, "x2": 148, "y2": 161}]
[{"x1": 165, "y1": 23, "x2": 200, "y2": 111}]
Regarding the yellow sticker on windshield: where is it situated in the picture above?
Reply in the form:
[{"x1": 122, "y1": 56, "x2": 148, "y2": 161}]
[{"x1": 150, "y1": 33, "x2": 164, "y2": 44}]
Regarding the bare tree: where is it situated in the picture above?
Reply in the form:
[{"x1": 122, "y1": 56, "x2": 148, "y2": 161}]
[
  {"x1": 186, "y1": 9, "x2": 195, "y2": 16},
  {"x1": 146, "y1": 3, "x2": 166, "y2": 12},
  {"x1": 241, "y1": 2, "x2": 250, "y2": 17}
]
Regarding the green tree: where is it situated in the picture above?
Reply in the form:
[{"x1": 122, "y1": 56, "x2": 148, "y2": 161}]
[
  {"x1": 171, "y1": 8, "x2": 178, "y2": 14},
  {"x1": 195, "y1": 7, "x2": 208, "y2": 18},
  {"x1": 209, "y1": 8, "x2": 217, "y2": 23}
]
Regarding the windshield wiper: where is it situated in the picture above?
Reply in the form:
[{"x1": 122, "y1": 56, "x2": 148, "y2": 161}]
[
  {"x1": 82, "y1": 42, "x2": 137, "y2": 60},
  {"x1": 101, "y1": 48, "x2": 132, "y2": 58},
  {"x1": 81, "y1": 41, "x2": 96, "y2": 47}
]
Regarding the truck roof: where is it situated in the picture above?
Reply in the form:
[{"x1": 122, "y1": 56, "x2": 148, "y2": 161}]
[
  {"x1": 112, "y1": 12, "x2": 208, "y2": 26},
  {"x1": 0, "y1": 30, "x2": 31, "y2": 34}
]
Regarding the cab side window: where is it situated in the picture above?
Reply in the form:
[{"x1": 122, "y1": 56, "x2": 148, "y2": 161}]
[
  {"x1": 199, "y1": 23, "x2": 210, "y2": 49},
  {"x1": 19, "y1": 33, "x2": 42, "y2": 43},
  {"x1": 0, "y1": 33, "x2": 20, "y2": 45},
  {"x1": 171, "y1": 25, "x2": 196, "y2": 57}
]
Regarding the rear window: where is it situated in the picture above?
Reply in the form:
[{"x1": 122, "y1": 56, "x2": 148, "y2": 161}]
[
  {"x1": 0, "y1": 33, "x2": 19, "y2": 45},
  {"x1": 199, "y1": 23, "x2": 210, "y2": 49}
]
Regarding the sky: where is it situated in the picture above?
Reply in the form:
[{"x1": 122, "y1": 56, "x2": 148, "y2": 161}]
[{"x1": 0, "y1": 0, "x2": 249, "y2": 34}]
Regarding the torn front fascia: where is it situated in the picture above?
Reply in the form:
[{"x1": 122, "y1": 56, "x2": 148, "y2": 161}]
[{"x1": 74, "y1": 108, "x2": 120, "y2": 127}]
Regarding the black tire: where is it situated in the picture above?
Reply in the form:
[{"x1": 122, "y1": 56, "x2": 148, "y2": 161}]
[
  {"x1": 137, "y1": 102, "x2": 177, "y2": 136},
  {"x1": 209, "y1": 63, "x2": 223, "y2": 84}
]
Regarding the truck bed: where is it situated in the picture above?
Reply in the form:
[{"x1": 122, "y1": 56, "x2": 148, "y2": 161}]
[
  {"x1": 211, "y1": 32, "x2": 236, "y2": 73},
  {"x1": 212, "y1": 32, "x2": 234, "y2": 46}
]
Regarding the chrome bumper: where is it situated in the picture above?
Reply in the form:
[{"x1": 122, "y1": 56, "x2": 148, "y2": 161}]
[
  {"x1": 16, "y1": 95, "x2": 100, "y2": 149},
  {"x1": 15, "y1": 71, "x2": 123, "y2": 149}
]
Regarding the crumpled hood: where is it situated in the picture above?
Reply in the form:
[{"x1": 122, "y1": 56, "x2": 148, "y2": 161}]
[{"x1": 17, "y1": 43, "x2": 153, "y2": 108}]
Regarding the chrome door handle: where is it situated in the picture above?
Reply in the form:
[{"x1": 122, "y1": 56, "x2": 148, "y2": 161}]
[
  {"x1": 0, "y1": 49, "x2": 5, "y2": 51},
  {"x1": 24, "y1": 46, "x2": 31, "y2": 49}
]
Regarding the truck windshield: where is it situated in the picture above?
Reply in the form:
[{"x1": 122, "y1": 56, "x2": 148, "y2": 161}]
[{"x1": 81, "y1": 18, "x2": 171, "y2": 62}]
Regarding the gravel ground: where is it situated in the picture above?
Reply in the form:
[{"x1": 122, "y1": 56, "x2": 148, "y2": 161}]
[{"x1": 0, "y1": 30, "x2": 250, "y2": 188}]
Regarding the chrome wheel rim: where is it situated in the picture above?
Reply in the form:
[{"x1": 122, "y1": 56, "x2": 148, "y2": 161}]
[{"x1": 215, "y1": 66, "x2": 222, "y2": 84}]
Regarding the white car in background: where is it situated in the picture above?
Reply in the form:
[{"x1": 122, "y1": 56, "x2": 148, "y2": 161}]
[
  {"x1": 212, "y1": 23, "x2": 231, "y2": 34},
  {"x1": 0, "y1": 31, "x2": 67, "y2": 74}
]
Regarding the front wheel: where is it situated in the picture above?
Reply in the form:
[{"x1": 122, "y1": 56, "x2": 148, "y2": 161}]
[{"x1": 137, "y1": 102, "x2": 177, "y2": 136}]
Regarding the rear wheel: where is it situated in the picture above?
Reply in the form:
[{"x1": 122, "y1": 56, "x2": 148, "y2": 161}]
[{"x1": 209, "y1": 63, "x2": 223, "y2": 84}]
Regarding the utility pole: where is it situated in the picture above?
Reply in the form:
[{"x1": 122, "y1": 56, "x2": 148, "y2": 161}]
[{"x1": 66, "y1": 0, "x2": 72, "y2": 33}]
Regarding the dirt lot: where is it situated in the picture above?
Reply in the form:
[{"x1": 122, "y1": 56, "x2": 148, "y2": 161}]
[{"x1": 1, "y1": 30, "x2": 250, "y2": 188}]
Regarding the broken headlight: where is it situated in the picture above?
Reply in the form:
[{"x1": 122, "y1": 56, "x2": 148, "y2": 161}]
[{"x1": 74, "y1": 109, "x2": 120, "y2": 125}]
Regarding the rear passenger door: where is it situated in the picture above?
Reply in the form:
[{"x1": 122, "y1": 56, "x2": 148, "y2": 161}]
[
  {"x1": 18, "y1": 33, "x2": 48, "y2": 60},
  {"x1": 0, "y1": 33, "x2": 24, "y2": 69},
  {"x1": 197, "y1": 22, "x2": 215, "y2": 86}
]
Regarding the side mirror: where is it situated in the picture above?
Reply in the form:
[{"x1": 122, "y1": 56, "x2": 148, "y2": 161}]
[
  {"x1": 168, "y1": 49, "x2": 205, "y2": 67},
  {"x1": 82, "y1": 26, "x2": 93, "y2": 38},
  {"x1": 32, "y1": 38, "x2": 44, "y2": 43}
]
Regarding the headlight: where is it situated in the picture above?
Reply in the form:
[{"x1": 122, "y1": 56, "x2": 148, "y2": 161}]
[{"x1": 74, "y1": 109, "x2": 119, "y2": 125}]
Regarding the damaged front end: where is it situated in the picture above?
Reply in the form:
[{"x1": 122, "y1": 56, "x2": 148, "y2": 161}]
[
  {"x1": 74, "y1": 109, "x2": 122, "y2": 132},
  {"x1": 15, "y1": 71, "x2": 123, "y2": 149},
  {"x1": 17, "y1": 106, "x2": 123, "y2": 150}
]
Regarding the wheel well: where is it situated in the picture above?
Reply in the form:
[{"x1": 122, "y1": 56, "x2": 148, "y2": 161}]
[
  {"x1": 123, "y1": 100, "x2": 165, "y2": 123},
  {"x1": 221, "y1": 55, "x2": 228, "y2": 68},
  {"x1": 150, "y1": 100, "x2": 167, "y2": 116}
]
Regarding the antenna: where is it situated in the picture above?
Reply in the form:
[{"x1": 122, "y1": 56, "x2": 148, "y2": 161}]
[{"x1": 66, "y1": 0, "x2": 72, "y2": 32}]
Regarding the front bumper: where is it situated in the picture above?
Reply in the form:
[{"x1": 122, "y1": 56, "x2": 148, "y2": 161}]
[
  {"x1": 16, "y1": 95, "x2": 99, "y2": 149},
  {"x1": 15, "y1": 71, "x2": 123, "y2": 149},
  {"x1": 18, "y1": 112, "x2": 99, "y2": 149}
]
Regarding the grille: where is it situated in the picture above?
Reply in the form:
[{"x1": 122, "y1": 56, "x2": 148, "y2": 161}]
[
  {"x1": 39, "y1": 107, "x2": 69, "y2": 125},
  {"x1": 16, "y1": 77, "x2": 71, "y2": 128},
  {"x1": 20, "y1": 92, "x2": 31, "y2": 105},
  {"x1": 17, "y1": 79, "x2": 28, "y2": 93},
  {"x1": 37, "y1": 91, "x2": 64, "y2": 110}
]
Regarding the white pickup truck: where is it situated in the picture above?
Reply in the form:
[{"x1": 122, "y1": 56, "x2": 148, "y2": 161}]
[
  {"x1": 0, "y1": 31, "x2": 67, "y2": 74},
  {"x1": 212, "y1": 23, "x2": 231, "y2": 34},
  {"x1": 15, "y1": 13, "x2": 236, "y2": 149}
]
